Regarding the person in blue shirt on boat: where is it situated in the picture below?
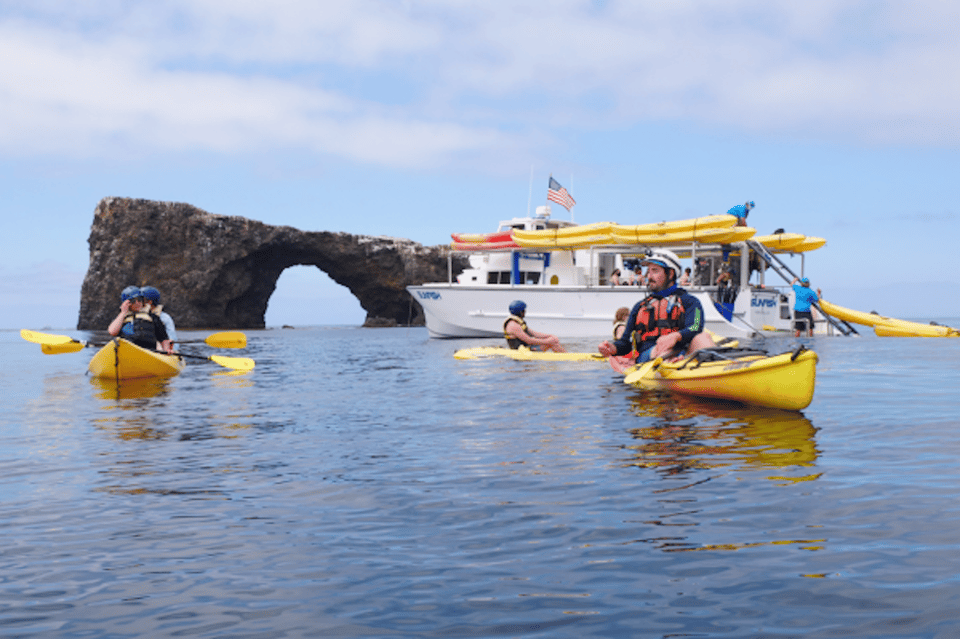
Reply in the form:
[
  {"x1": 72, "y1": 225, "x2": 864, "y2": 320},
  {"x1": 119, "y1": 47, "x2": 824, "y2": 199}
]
[
  {"x1": 504, "y1": 300, "x2": 566, "y2": 352},
  {"x1": 598, "y1": 249, "x2": 715, "y2": 364},
  {"x1": 726, "y1": 200, "x2": 754, "y2": 227},
  {"x1": 791, "y1": 277, "x2": 822, "y2": 337},
  {"x1": 141, "y1": 286, "x2": 178, "y2": 350},
  {"x1": 107, "y1": 286, "x2": 173, "y2": 353}
]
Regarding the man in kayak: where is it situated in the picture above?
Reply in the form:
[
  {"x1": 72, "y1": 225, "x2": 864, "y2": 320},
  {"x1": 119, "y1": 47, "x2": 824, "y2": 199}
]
[
  {"x1": 791, "y1": 276, "x2": 822, "y2": 337},
  {"x1": 598, "y1": 249, "x2": 715, "y2": 363},
  {"x1": 726, "y1": 200, "x2": 754, "y2": 227},
  {"x1": 107, "y1": 286, "x2": 174, "y2": 354},
  {"x1": 141, "y1": 286, "x2": 178, "y2": 350},
  {"x1": 504, "y1": 300, "x2": 566, "y2": 352}
]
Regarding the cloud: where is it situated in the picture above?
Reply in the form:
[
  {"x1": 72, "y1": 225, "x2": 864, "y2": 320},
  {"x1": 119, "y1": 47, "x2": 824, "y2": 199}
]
[{"x1": 1, "y1": 1, "x2": 958, "y2": 170}]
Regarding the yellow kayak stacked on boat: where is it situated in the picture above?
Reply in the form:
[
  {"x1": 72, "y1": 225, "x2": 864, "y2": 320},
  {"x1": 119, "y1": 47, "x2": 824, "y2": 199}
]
[
  {"x1": 88, "y1": 338, "x2": 186, "y2": 380},
  {"x1": 624, "y1": 347, "x2": 818, "y2": 411}
]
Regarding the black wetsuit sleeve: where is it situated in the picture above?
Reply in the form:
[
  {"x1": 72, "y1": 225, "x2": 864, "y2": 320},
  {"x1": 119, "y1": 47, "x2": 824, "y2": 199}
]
[{"x1": 676, "y1": 292, "x2": 705, "y2": 344}]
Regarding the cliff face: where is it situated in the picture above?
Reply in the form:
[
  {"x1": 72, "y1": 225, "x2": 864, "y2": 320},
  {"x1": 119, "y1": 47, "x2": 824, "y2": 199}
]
[{"x1": 77, "y1": 198, "x2": 466, "y2": 329}]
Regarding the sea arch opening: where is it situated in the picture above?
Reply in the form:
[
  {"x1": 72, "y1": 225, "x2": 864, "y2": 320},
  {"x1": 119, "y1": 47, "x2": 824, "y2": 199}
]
[{"x1": 265, "y1": 265, "x2": 365, "y2": 328}]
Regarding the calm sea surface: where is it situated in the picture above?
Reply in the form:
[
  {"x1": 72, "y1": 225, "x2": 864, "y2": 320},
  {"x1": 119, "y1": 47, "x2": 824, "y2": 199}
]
[{"x1": 2, "y1": 323, "x2": 960, "y2": 638}]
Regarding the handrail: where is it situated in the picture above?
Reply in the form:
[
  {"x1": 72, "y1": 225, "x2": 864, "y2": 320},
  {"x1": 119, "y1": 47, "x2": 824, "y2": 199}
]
[{"x1": 747, "y1": 240, "x2": 856, "y2": 336}]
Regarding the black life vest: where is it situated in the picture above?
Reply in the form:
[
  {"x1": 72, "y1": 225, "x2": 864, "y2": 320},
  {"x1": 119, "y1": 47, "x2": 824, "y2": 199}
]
[
  {"x1": 613, "y1": 320, "x2": 626, "y2": 340},
  {"x1": 503, "y1": 314, "x2": 528, "y2": 349},
  {"x1": 120, "y1": 311, "x2": 162, "y2": 349}
]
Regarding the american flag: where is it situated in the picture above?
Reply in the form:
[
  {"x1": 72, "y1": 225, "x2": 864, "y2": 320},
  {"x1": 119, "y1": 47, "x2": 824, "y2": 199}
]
[{"x1": 547, "y1": 177, "x2": 576, "y2": 211}]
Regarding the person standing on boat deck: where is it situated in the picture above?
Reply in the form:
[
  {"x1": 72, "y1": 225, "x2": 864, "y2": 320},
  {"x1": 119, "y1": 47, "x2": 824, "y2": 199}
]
[
  {"x1": 609, "y1": 269, "x2": 622, "y2": 286},
  {"x1": 598, "y1": 249, "x2": 715, "y2": 364},
  {"x1": 678, "y1": 267, "x2": 692, "y2": 286},
  {"x1": 726, "y1": 201, "x2": 754, "y2": 227},
  {"x1": 140, "y1": 286, "x2": 177, "y2": 350},
  {"x1": 108, "y1": 286, "x2": 173, "y2": 353},
  {"x1": 791, "y1": 277, "x2": 822, "y2": 337},
  {"x1": 504, "y1": 300, "x2": 566, "y2": 352}
]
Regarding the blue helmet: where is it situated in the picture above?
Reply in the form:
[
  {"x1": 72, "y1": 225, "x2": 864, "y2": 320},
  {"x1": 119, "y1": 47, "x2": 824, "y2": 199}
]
[
  {"x1": 800, "y1": 277, "x2": 810, "y2": 285},
  {"x1": 120, "y1": 286, "x2": 142, "y2": 302},
  {"x1": 140, "y1": 286, "x2": 161, "y2": 304},
  {"x1": 746, "y1": 201, "x2": 755, "y2": 208},
  {"x1": 509, "y1": 300, "x2": 527, "y2": 315}
]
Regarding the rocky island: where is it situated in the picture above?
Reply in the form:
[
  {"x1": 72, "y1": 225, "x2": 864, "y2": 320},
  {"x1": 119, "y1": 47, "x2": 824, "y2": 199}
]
[{"x1": 77, "y1": 197, "x2": 466, "y2": 329}]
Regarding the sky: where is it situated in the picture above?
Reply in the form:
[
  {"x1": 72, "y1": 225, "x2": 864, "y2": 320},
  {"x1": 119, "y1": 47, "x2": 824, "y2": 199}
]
[{"x1": 2, "y1": 0, "x2": 959, "y2": 330}]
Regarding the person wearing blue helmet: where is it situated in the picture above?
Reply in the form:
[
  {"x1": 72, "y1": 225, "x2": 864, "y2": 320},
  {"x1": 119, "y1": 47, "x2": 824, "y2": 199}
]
[
  {"x1": 726, "y1": 200, "x2": 754, "y2": 227},
  {"x1": 141, "y1": 286, "x2": 178, "y2": 348},
  {"x1": 504, "y1": 300, "x2": 566, "y2": 352},
  {"x1": 598, "y1": 249, "x2": 715, "y2": 364},
  {"x1": 791, "y1": 276, "x2": 822, "y2": 337},
  {"x1": 107, "y1": 285, "x2": 173, "y2": 353}
]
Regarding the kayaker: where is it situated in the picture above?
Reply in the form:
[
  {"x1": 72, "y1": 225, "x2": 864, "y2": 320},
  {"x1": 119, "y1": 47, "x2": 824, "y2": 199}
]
[
  {"x1": 791, "y1": 277, "x2": 822, "y2": 337},
  {"x1": 141, "y1": 286, "x2": 178, "y2": 350},
  {"x1": 598, "y1": 249, "x2": 715, "y2": 363},
  {"x1": 504, "y1": 300, "x2": 566, "y2": 352},
  {"x1": 726, "y1": 200, "x2": 754, "y2": 227},
  {"x1": 107, "y1": 286, "x2": 174, "y2": 354},
  {"x1": 608, "y1": 307, "x2": 637, "y2": 373}
]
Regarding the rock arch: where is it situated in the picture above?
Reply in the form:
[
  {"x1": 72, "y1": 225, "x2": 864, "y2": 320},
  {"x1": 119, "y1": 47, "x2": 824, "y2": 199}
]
[{"x1": 77, "y1": 198, "x2": 466, "y2": 330}]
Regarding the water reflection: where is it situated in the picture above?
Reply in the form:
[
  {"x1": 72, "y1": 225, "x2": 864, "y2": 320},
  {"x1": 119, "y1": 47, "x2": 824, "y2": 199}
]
[
  {"x1": 89, "y1": 377, "x2": 172, "y2": 401},
  {"x1": 622, "y1": 390, "x2": 820, "y2": 480}
]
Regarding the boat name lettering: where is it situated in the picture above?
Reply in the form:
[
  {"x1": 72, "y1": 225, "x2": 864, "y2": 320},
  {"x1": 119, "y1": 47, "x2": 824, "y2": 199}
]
[
  {"x1": 416, "y1": 291, "x2": 442, "y2": 300},
  {"x1": 751, "y1": 298, "x2": 776, "y2": 308}
]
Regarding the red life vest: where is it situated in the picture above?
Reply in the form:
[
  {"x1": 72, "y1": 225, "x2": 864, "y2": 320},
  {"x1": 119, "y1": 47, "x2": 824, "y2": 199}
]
[{"x1": 633, "y1": 294, "x2": 685, "y2": 347}]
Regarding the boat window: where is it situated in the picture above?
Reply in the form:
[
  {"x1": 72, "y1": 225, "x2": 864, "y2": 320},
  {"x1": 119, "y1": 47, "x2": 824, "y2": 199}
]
[
  {"x1": 524, "y1": 272, "x2": 541, "y2": 285},
  {"x1": 487, "y1": 271, "x2": 513, "y2": 284}
]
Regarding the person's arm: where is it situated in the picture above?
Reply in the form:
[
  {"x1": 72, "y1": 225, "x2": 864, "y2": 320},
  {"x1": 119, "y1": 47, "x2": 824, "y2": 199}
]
[
  {"x1": 675, "y1": 296, "x2": 705, "y2": 345},
  {"x1": 107, "y1": 301, "x2": 131, "y2": 336},
  {"x1": 152, "y1": 315, "x2": 173, "y2": 353}
]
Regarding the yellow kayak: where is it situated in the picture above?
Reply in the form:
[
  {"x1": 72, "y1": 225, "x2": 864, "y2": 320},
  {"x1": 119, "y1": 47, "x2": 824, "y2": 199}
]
[
  {"x1": 454, "y1": 346, "x2": 606, "y2": 361},
  {"x1": 88, "y1": 338, "x2": 185, "y2": 380},
  {"x1": 819, "y1": 299, "x2": 959, "y2": 336},
  {"x1": 624, "y1": 347, "x2": 818, "y2": 411},
  {"x1": 874, "y1": 323, "x2": 959, "y2": 338}
]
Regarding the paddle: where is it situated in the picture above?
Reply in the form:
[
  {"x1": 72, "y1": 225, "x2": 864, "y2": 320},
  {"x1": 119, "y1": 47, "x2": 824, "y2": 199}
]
[
  {"x1": 176, "y1": 332, "x2": 247, "y2": 349},
  {"x1": 622, "y1": 357, "x2": 663, "y2": 385},
  {"x1": 20, "y1": 330, "x2": 255, "y2": 372},
  {"x1": 173, "y1": 351, "x2": 256, "y2": 372}
]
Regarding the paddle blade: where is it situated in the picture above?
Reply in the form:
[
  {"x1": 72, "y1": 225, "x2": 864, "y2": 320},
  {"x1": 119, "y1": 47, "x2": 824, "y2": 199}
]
[
  {"x1": 21, "y1": 329, "x2": 74, "y2": 346},
  {"x1": 204, "y1": 332, "x2": 247, "y2": 349},
  {"x1": 41, "y1": 341, "x2": 87, "y2": 354},
  {"x1": 210, "y1": 355, "x2": 255, "y2": 371},
  {"x1": 623, "y1": 357, "x2": 662, "y2": 385}
]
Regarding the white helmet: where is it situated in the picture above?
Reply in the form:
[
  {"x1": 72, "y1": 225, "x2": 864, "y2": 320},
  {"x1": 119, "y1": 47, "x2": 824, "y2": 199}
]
[{"x1": 640, "y1": 249, "x2": 683, "y2": 279}]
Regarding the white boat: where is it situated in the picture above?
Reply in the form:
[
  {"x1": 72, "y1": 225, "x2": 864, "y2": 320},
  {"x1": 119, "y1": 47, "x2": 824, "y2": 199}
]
[{"x1": 408, "y1": 207, "x2": 839, "y2": 339}]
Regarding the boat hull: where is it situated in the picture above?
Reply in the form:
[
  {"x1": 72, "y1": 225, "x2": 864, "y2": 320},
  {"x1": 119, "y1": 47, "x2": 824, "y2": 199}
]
[
  {"x1": 409, "y1": 284, "x2": 775, "y2": 339},
  {"x1": 88, "y1": 338, "x2": 185, "y2": 380},
  {"x1": 629, "y1": 349, "x2": 818, "y2": 411}
]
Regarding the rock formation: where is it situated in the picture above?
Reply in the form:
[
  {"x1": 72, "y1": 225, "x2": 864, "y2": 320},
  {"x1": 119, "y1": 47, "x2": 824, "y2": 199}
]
[{"x1": 77, "y1": 198, "x2": 466, "y2": 329}]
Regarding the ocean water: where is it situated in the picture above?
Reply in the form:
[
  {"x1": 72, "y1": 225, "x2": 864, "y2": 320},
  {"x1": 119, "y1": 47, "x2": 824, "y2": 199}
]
[{"x1": 2, "y1": 324, "x2": 960, "y2": 638}]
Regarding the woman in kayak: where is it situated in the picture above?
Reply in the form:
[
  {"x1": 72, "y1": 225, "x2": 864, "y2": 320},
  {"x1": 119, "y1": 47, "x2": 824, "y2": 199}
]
[
  {"x1": 504, "y1": 300, "x2": 566, "y2": 352},
  {"x1": 107, "y1": 286, "x2": 174, "y2": 353}
]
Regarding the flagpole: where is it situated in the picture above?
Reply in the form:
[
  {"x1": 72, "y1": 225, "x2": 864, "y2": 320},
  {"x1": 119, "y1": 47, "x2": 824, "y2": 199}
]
[
  {"x1": 570, "y1": 174, "x2": 575, "y2": 223},
  {"x1": 527, "y1": 165, "x2": 534, "y2": 217}
]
